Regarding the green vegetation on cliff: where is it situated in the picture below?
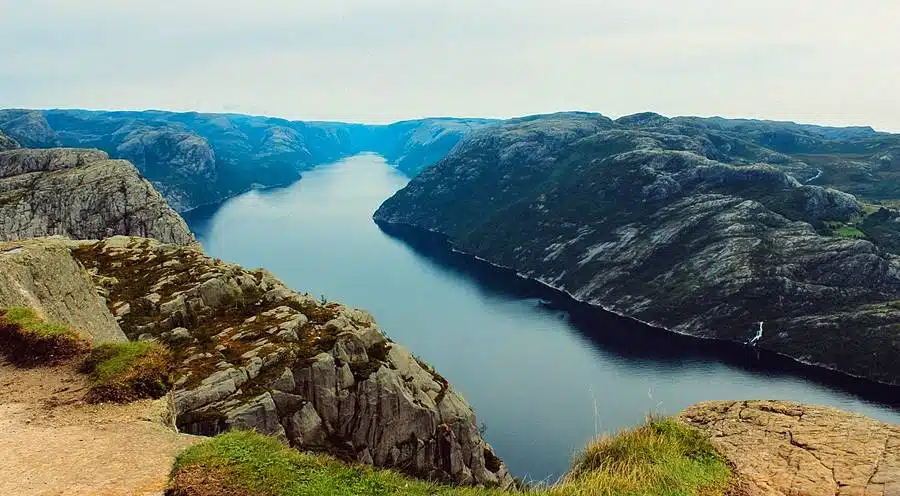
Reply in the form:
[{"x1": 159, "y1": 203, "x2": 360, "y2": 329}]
[
  {"x1": 170, "y1": 420, "x2": 732, "y2": 496},
  {"x1": 80, "y1": 341, "x2": 173, "y2": 403},
  {"x1": 0, "y1": 307, "x2": 90, "y2": 366}
]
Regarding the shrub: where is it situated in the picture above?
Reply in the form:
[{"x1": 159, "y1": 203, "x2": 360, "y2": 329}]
[
  {"x1": 80, "y1": 341, "x2": 173, "y2": 403},
  {"x1": 561, "y1": 416, "x2": 732, "y2": 496},
  {"x1": 0, "y1": 307, "x2": 91, "y2": 366}
]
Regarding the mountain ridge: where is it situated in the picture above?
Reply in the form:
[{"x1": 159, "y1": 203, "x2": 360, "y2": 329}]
[
  {"x1": 375, "y1": 112, "x2": 900, "y2": 386},
  {"x1": 0, "y1": 109, "x2": 499, "y2": 211}
]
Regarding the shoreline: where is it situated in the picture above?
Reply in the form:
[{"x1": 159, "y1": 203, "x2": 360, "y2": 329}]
[{"x1": 374, "y1": 218, "x2": 900, "y2": 409}]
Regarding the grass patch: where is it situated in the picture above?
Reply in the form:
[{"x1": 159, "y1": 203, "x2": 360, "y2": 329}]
[
  {"x1": 168, "y1": 430, "x2": 498, "y2": 496},
  {"x1": 169, "y1": 420, "x2": 733, "y2": 496},
  {"x1": 80, "y1": 341, "x2": 173, "y2": 403},
  {"x1": 0, "y1": 307, "x2": 90, "y2": 366},
  {"x1": 833, "y1": 226, "x2": 867, "y2": 239},
  {"x1": 823, "y1": 221, "x2": 869, "y2": 240},
  {"x1": 561, "y1": 416, "x2": 732, "y2": 496}
]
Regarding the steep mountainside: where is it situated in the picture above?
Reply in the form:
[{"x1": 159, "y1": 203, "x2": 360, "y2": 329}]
[
  {"x1": 376, "y1": 112, "x2": 900, "y2": 385},
  {"x1": 369, "y1": 118, "x2": 498, "y2": 175},
  {"x1": 0, "y1": 109, "x2": 495, "y2": 210},
  {"x1": 0, "y1": 236, "x2": 511, "y2": 487},
  {"x1": 0, "y1": 148, "x2": 195, "y2": 245},
  {"x1": 0, "y1": 130, "x2": 18, "y2": 151}
]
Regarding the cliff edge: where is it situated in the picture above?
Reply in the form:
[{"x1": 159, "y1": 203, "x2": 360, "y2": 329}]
[
  {"x1": 0, "y1": 148, "x2": 195, "y2": 246},
  {"x1": 681, "y1": 400, "x2": 899, "y2": 496},
  {"x1": 0, "y1": 235, "x2": 513, "y2": 488}
]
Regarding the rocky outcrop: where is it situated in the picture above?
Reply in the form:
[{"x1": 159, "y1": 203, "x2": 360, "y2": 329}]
[
  {"x1": 0, "y1": 238, "x2": 126, "y2": 344},
  {"x1": 681, "y1": 401, "x2": 900, "y2": 496},
  {"x1": 68, "y1": 236, "x2": 512, "y2": 487},
  {"x1": 0, "y1": 148, "x2": 196, "y2": 246},
  {"x1": 375, "y1": 113, "x2": 900, "y2": 385}
]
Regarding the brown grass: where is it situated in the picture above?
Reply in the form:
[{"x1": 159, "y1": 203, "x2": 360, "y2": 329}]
[{"x1": 167, "y1": 465, "x2": 254, "y2": 496}]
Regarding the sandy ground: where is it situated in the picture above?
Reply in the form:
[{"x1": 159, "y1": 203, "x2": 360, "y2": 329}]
[{"x1": 0, "y1": 359, "x2": 199, "y2": 496}]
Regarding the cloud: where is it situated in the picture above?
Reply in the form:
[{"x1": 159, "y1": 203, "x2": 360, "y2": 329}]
[{"x1": 2, "y1": 0, "x2": 898, "y2": 130}]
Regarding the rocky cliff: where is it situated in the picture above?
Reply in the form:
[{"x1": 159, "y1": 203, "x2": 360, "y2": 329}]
[
  {"x1": 375, "y1": 112, "x2": 900, "y2": 385},
  {"x1": 0, "y1": 109, "x2": 494, "y2": 211},
  {"x1": 0, "y1": 148, "x2": 196, "y2": 245},
  {"x1": 0, "y1": 238, "x2": 126, "y2": 344},
  {"x1": 681, "y1": 400, "x2": 899, "y2": 496},
  {"x1": 34, "y1": 236, "x2": 510, "y2": 487}
]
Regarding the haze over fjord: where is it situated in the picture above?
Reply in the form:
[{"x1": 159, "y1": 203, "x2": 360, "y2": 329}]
[{"x1": 2, "y1": 0, "x2": 899, "y2": 130}]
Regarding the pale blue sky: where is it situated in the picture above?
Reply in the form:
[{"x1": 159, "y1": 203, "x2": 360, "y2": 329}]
[{"x1": 2, "y1": 0, "x2": 898, "y2": 130}]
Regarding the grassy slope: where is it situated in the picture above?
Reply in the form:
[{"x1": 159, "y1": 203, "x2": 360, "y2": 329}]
[
  {"x1": 0, "y1": 307, "x2": 91, "y2": 365},
  {"x1": 3, "y1": 307, "x2": 74, "y2": 337},
  {"x1": 170, "y1": 419, "x2": 733, "y2": 496},
  {"x1": 80, "y1": 341, "x2": 172, "y2": 403}
]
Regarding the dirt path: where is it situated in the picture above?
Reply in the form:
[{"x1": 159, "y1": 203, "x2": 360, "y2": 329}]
[{"x1": 0, "y1": 359, "x2": 199, "y2": 496}]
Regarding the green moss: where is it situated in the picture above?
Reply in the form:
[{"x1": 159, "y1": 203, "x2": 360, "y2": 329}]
[
  {"x1": 4, "y1": 307, "x2": 73, "y2": 337},
  {"x1": 80, "y1": 341, "x2": 172, "y2": 403},
  {"x1": 834, "y1": 226, "x2": 867, "y2": 239},
  {"x1": 824, "y1": 221, "x2": 869, "y2": 239},
  {"x1": 0, "y1": 307, "x2": 91, "y2": 366}
]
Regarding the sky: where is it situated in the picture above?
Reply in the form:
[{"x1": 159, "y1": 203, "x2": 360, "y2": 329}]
[{"x1": 2, "y1": 0, "x2": 899, "y2": 130}]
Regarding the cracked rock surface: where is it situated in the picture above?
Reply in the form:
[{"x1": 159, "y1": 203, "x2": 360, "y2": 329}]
[
  {"x1": 0, "y1": 148, "x2": 195, "y2": 246},
  {"x1": 681, "y1": 400, "x2": 900, "y2": 496}
]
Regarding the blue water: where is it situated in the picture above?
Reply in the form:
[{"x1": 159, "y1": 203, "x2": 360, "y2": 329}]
[{"x1": 186, "y1": 154, "x2": 900, "y2": 482}]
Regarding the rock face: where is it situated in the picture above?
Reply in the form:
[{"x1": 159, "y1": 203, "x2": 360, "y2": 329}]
[
  {"x1": 0, "y1": 109, "x2": 494, "y2": 211},
  {"x1": 69, "y1": 236, "x2": 512, "y2": 488},
  {"x1": 681, "y1": 401, "x2": 900, "y2": 496},
  {"x1": 0, "y1": 148, "x2": 196, "y2": 246},
  {"x1": 0, "y1": 238, "x2": 126, "y2": 344},
  {"x1": 375, "y1": 112, "x2": 900, "y2": 385}
]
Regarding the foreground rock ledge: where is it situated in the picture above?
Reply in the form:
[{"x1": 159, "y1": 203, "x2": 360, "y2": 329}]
[
  {"x1": 681, "y1": 400, "x2": 900, "y2": 496},
  {"x1": 70, "y1": 236, "x2": 513, "y2": 488}
]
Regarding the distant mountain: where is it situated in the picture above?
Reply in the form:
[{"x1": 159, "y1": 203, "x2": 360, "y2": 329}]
[
  {"x1": 0, "y1": 109, "x2": 497, "y2": 211},
  {"x1": 376, "y1": 111, "x2": 900, "y2": 385}
]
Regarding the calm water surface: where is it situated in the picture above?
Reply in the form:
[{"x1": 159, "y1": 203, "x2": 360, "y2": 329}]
[{"x1": 186, "y1": 154, "x2": 900, "y2": 482}]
